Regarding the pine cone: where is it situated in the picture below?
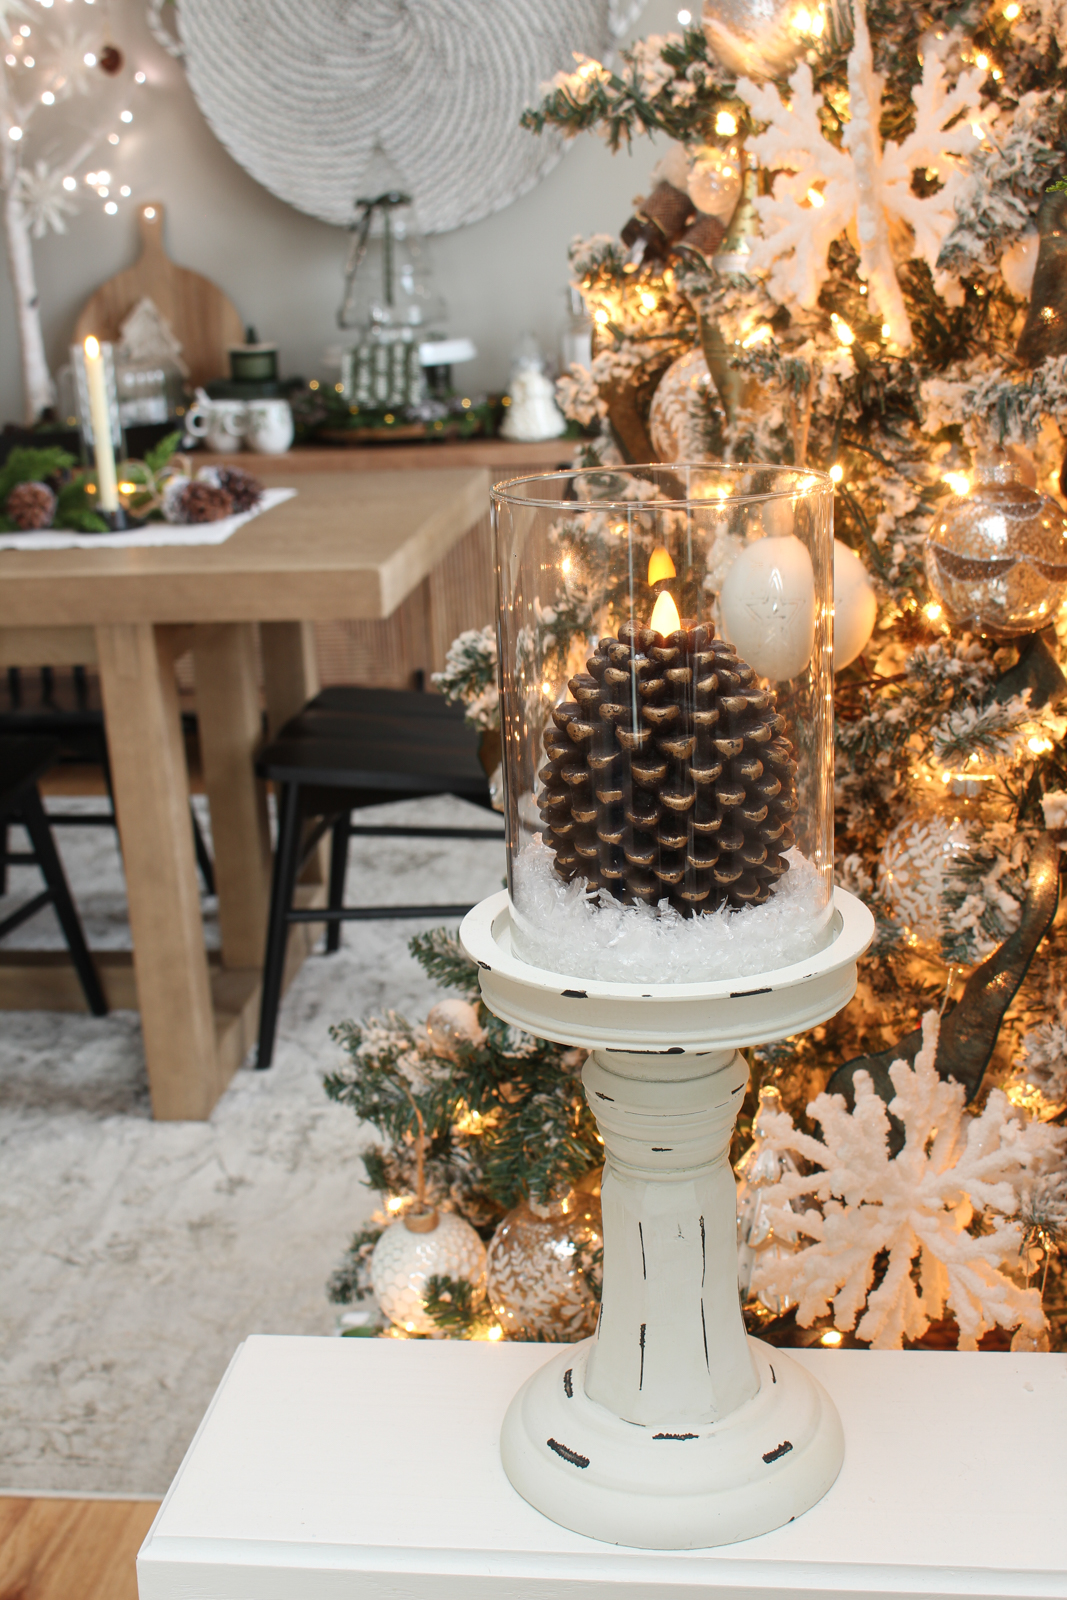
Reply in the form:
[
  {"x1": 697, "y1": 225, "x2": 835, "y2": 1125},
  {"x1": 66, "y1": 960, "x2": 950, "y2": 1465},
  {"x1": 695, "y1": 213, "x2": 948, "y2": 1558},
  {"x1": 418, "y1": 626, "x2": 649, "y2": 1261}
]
[
  {"x1": 177, "y1": 481, "x2": 234, "y2": 523},
  {"x1": 5, "y1": 480, "x2": 56, "y2": 530},
  {"x1": 215, "y1": 465, "x2": 263, "y2": 514},
  {"x1": 537, "y1": 620, "x2": 798, "y2": 917}
]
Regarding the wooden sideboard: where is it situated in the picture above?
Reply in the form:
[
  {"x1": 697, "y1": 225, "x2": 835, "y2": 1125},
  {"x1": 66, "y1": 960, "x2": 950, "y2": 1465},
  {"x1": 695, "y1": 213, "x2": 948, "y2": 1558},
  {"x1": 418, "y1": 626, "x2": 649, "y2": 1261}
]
[{"x1": 198, "y1": 439, "x2": 572, "y2": 689}]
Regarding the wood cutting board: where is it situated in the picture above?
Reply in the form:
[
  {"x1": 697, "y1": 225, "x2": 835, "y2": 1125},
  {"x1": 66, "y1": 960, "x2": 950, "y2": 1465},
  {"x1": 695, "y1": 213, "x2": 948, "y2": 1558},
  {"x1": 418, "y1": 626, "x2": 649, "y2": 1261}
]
[{"x1": 74, "y1": 201, "x2": 245, "y2": 390}]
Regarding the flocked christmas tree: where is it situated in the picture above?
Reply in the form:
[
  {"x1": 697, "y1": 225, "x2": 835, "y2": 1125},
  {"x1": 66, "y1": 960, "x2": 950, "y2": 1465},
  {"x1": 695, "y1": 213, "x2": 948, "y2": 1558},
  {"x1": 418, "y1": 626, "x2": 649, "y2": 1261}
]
[{"x1": 328, "y1": 0, "x2": 1067, "y2": 1350}]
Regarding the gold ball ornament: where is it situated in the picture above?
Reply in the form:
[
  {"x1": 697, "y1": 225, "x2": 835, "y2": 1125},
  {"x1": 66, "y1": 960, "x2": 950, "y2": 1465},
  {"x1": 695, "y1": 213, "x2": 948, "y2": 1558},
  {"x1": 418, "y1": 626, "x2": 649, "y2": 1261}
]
[
  {"x1": 370, "y1": 1209, "x2": 487, "y2": 1335},
  {"x1": 924, "y1": 463, "x2": 1067, "y2": 637},
  {"x1": 486, "y1": 1176, "x2": 603, "y2": 1341},
  {"x1": 648, "y1": 349, "x2": 721, "y2": 462},
  {"x1": 701, "y1": 0, "x2": 811, "y2": 79}
]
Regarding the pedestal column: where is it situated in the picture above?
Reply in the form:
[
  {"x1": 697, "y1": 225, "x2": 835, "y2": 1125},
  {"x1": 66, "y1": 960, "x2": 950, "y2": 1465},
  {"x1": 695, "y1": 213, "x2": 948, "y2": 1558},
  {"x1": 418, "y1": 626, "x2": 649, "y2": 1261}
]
[{"x1": 583, "y1": 1048, "x2": 757, "y2": 1429}]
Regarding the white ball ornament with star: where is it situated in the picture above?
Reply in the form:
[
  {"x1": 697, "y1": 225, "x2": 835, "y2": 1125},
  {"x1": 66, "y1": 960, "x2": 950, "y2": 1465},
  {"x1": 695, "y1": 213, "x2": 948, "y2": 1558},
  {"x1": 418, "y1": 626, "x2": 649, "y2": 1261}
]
[
  {"x1": 833, "y1": 541, "x2": 878, "y2": 671},
  {"x1": 718, "y1": 534, "x2": 817, "y2": 681}
]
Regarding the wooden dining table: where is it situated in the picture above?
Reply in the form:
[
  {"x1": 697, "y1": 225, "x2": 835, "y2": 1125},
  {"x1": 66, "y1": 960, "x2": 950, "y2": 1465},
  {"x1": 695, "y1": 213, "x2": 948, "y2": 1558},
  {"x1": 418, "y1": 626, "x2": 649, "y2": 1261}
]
[{"x1": 0, "y1": 468, "x2": 488, "y2": 1120}]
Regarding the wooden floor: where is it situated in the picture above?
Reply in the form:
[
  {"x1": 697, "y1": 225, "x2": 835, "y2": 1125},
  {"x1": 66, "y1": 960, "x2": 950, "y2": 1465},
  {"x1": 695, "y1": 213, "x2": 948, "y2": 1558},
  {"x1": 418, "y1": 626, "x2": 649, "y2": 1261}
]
[{"x1": 0, "y1": 1498, "x2": 159, "y2": 1600}]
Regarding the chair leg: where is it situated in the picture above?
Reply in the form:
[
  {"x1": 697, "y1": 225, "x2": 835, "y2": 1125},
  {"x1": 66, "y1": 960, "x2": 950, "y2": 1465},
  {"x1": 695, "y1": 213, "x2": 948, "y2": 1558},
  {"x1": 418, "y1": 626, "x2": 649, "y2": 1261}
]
[
  {"x1": 325, "y1": 813, "x2": 350, "y2": 954},
  {"x1": 191, "y1": 803, "x2": 216, "y2": 896},
  {"x1": 0, "y1": 821, "x2": 7, "y2": 896},
  {"x1": 256, "y1": 782, "x2": 304, "y2": 1070},
  {"x1": 19, "y1": 785, "x2": 108, "y2": 1017}
]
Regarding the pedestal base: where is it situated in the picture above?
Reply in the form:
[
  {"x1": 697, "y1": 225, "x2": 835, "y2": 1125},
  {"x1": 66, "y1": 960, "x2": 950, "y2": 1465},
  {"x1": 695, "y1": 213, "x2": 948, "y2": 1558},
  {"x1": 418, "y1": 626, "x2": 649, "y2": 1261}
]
[{"x1": 501, "y1": 1336, "x2": 842, "y2": 1551}]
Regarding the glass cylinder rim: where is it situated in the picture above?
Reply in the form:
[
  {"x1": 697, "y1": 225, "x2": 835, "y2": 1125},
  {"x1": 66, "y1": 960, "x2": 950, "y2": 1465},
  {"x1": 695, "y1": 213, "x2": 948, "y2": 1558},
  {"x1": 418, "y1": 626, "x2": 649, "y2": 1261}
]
[{"x1": 490, "y1": 461, "x2": 833, "y2": 513}]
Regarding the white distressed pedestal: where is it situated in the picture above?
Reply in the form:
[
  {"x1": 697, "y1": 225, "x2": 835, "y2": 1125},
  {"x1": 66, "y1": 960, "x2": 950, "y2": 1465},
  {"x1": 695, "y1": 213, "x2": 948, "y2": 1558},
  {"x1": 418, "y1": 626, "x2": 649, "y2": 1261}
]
[{"x1": 136, "y1": 1336, "x2": 1067, "y2": 1600}]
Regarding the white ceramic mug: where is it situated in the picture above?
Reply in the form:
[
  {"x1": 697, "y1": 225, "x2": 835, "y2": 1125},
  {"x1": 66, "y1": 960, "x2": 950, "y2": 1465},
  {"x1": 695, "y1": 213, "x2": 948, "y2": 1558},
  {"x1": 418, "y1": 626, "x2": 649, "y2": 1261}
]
[
  {"x1": 185, "y1": 397, "x2": 248, "y2": 453},
  {"x1": 244, "y1": 399, "x2": 294, "y2": 455}
]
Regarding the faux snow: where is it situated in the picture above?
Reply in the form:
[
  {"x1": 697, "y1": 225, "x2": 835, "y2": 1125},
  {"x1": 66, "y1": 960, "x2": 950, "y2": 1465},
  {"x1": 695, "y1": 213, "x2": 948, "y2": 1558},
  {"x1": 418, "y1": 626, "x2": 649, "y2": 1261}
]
[{"x1": 511, "y1": 836, "x2": 831, "y2": 984}]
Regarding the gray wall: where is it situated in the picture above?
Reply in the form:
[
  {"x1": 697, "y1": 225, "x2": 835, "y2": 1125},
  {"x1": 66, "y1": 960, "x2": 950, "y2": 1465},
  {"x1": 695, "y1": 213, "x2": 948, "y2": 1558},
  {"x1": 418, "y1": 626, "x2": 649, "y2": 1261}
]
[{"x1": 0, "y1": 0, "x2": 679, "y2": 424}]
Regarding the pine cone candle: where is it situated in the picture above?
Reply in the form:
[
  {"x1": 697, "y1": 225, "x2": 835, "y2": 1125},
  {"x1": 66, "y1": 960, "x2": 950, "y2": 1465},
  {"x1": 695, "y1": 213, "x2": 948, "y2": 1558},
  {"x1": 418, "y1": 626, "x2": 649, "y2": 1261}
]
[
  {"x1": 215, "y1": 465, "x2": 263, "y2": 513},
  {"x1": 5, "y1": 480, "x2": 56, "y2": 530},
  {"x1": 176, "y1": 481, "x2": 234, "y2": 523},
  {"x1": 537, "y1": 619, "x2": 798, "y2": 917}
]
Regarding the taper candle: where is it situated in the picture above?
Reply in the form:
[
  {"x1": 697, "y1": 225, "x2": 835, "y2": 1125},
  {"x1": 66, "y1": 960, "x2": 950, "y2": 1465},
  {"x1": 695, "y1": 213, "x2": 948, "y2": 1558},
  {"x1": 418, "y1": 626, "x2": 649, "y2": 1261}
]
[{"x1": 83, "y1": 336, "x2": 120, "y2": 514}]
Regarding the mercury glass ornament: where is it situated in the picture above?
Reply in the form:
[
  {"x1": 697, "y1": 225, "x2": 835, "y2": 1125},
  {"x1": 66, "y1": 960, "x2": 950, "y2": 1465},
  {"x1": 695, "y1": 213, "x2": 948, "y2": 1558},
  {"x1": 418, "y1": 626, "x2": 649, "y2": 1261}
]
[
  {"x1": 370, "y1": 1208, "x2": 487, "y2": 1335},
  {"x1": 425, "y1": 998, "x2": 486, "y2": 1059},
  {"x1": 1016, "y1": 188, "x2": 1067, "y2": 367},
  {"x1": 924, "y1": 463, "x2": 1067, "y2": 637},
  {"x1": 486, "y1": 1177, "x2": 603, "y2": 1341},
  {"x1": 702, "y1": 0, "x2": 809, "y2": 80}
]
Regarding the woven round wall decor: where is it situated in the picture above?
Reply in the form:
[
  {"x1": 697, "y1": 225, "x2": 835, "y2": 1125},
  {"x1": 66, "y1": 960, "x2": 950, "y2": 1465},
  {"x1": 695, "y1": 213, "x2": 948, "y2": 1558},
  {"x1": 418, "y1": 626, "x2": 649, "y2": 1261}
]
[{"x1": 174, "y1": 0, "x2": 646, "y2": 233}]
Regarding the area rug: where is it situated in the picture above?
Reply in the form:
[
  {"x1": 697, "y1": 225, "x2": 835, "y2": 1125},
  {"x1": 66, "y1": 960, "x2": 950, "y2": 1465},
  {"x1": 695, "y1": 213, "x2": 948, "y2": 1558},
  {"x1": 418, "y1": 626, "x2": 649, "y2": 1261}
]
[{"x1": 0, "y1": 795, "x2": 505, "y2": 1496}]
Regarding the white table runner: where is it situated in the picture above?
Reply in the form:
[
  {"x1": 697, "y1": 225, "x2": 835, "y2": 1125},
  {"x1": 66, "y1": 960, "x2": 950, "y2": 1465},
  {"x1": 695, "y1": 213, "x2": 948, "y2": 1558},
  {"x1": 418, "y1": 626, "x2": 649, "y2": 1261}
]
[{"x1": 0, "y1": 486, "x2": 296, "y2": 551}]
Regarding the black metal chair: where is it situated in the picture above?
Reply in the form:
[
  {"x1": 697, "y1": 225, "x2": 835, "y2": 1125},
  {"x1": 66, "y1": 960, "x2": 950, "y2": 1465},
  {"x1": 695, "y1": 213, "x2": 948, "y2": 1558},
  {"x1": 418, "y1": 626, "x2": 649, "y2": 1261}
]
[
  {"x1": 254, "y1": 685, "x2": 504, "y2": 1069},
  {"x1": 0, "y1": 665, "x2": 215, "y2": 895},
  {"x1": 0, "y1": 736, "x2": 108, "y2": 1015}
]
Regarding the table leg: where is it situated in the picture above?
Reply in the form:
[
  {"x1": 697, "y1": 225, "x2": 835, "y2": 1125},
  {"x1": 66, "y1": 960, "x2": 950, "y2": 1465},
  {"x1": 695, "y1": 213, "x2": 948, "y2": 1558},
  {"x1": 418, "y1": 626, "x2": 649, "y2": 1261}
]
[
  {"x1": 259, "y1": 621, "x2": 328, "y2": 888},
  {"x1": 260, "y1": 620, "x2": 320, "y2": 735},
  {"x1": 192, "y1": 623, "x2": 272, "y2": 970},
  {"x1": 96, "y1": 623, "x2": 222, "y2": 1120}
]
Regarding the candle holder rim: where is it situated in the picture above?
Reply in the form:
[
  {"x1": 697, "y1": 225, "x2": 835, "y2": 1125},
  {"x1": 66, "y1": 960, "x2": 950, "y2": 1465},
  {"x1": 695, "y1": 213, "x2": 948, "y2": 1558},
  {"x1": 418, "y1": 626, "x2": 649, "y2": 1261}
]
[
  {"x1": 461, "y1": 886, "x2": 872, "y2": 1005},
  {"x1": 489, "y1": 461, "x2": 834, "y2": 513}
]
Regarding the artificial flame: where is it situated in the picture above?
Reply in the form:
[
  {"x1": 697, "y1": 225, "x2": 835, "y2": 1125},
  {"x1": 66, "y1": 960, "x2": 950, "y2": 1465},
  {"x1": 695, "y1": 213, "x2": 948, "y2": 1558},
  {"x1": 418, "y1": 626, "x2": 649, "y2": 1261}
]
[
  {"x1": 649, "y1": 588, "x2": 681, "y2": 636},
  {"x1": 84, "y1": 335, "x2": 100, "y2": 359},
  {"x1": 647, "y1": 545, "x2": 677, "y2": 585}
]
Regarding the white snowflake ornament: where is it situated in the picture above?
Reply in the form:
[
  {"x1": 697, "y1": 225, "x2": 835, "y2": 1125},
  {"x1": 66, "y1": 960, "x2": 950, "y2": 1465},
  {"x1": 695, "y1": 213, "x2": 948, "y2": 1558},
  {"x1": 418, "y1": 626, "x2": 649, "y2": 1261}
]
[
  {"x1": 751, "y1": 1011, "x2": 1049, "y2": 1349},
  {"x1": 737, "y1": 2, "x2": 991, "y2": 345},
  {"x1": 14, "y1": 161, "x2": 78, "y2": 239}
]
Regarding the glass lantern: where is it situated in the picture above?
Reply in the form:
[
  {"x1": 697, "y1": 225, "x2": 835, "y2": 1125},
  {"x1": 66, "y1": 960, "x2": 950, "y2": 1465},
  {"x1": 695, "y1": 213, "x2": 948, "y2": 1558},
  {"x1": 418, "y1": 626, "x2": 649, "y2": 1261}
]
[
  {"x1": 491, "y1": 463, "x2": 835, "y2": 985},
  {"x1": 337, "y1": 147, "x2": 446, "y2": 410}
]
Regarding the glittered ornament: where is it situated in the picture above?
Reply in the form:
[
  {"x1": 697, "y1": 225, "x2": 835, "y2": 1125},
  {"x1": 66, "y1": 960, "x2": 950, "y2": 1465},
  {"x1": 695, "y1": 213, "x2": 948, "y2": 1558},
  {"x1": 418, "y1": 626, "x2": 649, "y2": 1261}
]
[
  {"x1": 719, "y1": 534, "x2": 817, "y2": 681},
  {"x1": 538, "y1": 619, "x2": 799, "y2": 916},
  {"x1": 924, "y1": 463, "x2": 1067, "y2": 637},
  {"x1": 370, "y1": 1208, "x2": 487, "y2": 1335},
  {"x1": 736, "y1": 1084, "x2": 800, "y2": 1315},
  {"x1": 486, "y1": 1176, "x2": 603, "y2": 1341},
  {"x1": 425, "y1": 998, "x2": 486, "y2": 1060},
  {"x1": 1016, "y1": 188, "x2": 1067, "y2": 367},
  {"x1": 648, "y1": 349, "x2": 721, "y2": 462},
  {"x1": 5, "y1": 480, "x2": 56, "y2": 530},
  {"x1": 878, "y1": 813, "x2": 974, "y2": 952},
  {"x1": 833, "y1": 540, "x2": 878, "y2": 671},
  {"x1": 702, "y1": 0, "x2": 808, "y2": 81}
]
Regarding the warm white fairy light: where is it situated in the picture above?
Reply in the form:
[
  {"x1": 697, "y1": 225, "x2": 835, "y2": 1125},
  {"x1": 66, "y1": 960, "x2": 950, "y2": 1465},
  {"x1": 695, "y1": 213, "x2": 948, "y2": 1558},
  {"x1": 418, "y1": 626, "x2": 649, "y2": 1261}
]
[
  {"x1": 943, "y1": 471, "x2": 970, "y2": 495},
  {"x1": 715, "y1": 109, "x2": 737, "y2": 135},
  {"x1": 62, "y1": 175, "x2": 75, "y2": 190},
  {"x1": 830, "y1": 463, "x2": 844, "y2": 482},
  {"x1": 107, "y1": 132, "x2": 119, "y2": 144},
  {"x1": 82, "y1": 50, "x2": 95, "y2": 64},
  {"x1": 104, "y1": 200, "x2": 117, "y2": 213},
  {"x1": 40, "y1": 90, "x2": 53, "y2": 103},
  {"x1": 120, "y1": 109, "x2": 132, "y2": 122},
  {"x1": 830, "y1": 312, "x2": 855, "y2": 345},
  {"x1": 807, "y1": 187, "x2": 825, "y2": 207},
  {"x1": 134, "y1": 70, "x2": 146, "y2": 82},
  {"x1": 119, "y1": 184, "x2": 130, "y2": 196},
  {"x1": 8, "y1": 125, "x2": 22, "y2": 139}
]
